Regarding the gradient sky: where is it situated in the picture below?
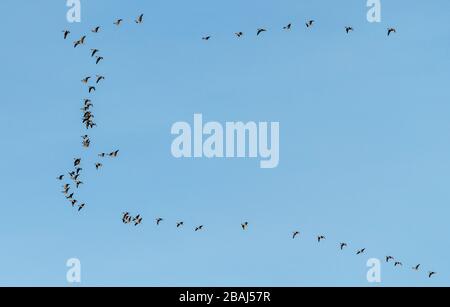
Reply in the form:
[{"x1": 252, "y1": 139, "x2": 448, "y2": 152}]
[{"x1": 0, "y1": 0, "x2": 449, "y2": 286}]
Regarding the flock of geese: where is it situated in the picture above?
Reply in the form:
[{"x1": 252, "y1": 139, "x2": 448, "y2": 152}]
[{"x1": 57, "y1": 13, "x2": 439, "y2": 282}]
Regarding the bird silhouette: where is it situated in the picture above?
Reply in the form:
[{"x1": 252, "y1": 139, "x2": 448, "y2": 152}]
[
  {"x1": 78, "y1": 203, "x2": 85, "y2": 211},
  {"x1": 386, "y1": 256, "x2": 395, "y2": 263},
  {"x1": 156, "y1": 218, "x2": 163, "y2": 225},
  {"x1": 306, "y1": 20, "x2": 315, "y2": 28},
  {"x1": 195, "y1": 225, "x2": 204, "y2": 232},
  {"x1": 62, "y1": 30, "x2": 70, "y2": 39},
  {"x1": 202, "y1": 36, "x2": 211, "y2": 41},
  {"x1": 95, "y1": 163, "x2": 102, "y2": 170},
  {"x1": 394, "y1": 262, "x2": 403, "y2": 267},
  {"x1": 133, "y1": 215, "x2": 143, "y2": 226},
  {"x1": 292, "y1": 231, "x2": 300, "y2": 239},
  {"x1": 235, "y1": 32, "x2": 244, "y2": 37},
  {"x1": 95, "y1": 56, "x2": 104, "y2": 64},
  {"x1": 91, "y1": 49, "x2": 99, "y2": 57},
  {"x1": 340, "y1": 243, "x2": 347, "y2": 250},
  {"x1": 74, "y1": 158, "x2": 81, "y2": 167},
  {"x1": 283, "y1": 24, "x2": 292, "y2": 30},
  {"x1": 428, "y1": 271, "x2": 437, "y2": 278},
  {"x1": 88, "y1": 86, "x2": 96, "y2": 93},
  {"x1": 257, "y1": 28, "x2": 267, "y2": 36},
  {"x1": 96, "y1": 75, "x2": 105, "y2": 83},
  {"x1": 345, "y1": 26, "x2": 354, "y2": 34},
  {"x1": 92, "y1": 26, "x2": 101, "y2": 33},
  {"x1": 57, "y1": 175, "x2": 64, "y2": 180},
  {"x1": 318, "y1": 235, "x2": 326, "y2": 242},
  {"x1": 412, "y1": 264, "x2": 421, "y2": 271},
  {"x1": 114, "y1": 19, "x2": 123, "y2": 26},
  {"x1": 135, "y1": 14, "x2": 144, "y2": 24},
  {"x1": 356, "y1": 248, "x2": 366, "y2": 255},
  {"x1": 176, "y1": 221, "x2": 184, "y2": 228},
  {"x1": 387, "y1": 28, "x2": 397, "y2": 36},
  {"x1": 241, "y1": 222, "x2": 248, "y2": 230}
]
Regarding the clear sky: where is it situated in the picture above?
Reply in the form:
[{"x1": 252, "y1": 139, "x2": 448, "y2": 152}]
[{"x1": 0, "y1": 0, "x2": 449, "y2": 286}]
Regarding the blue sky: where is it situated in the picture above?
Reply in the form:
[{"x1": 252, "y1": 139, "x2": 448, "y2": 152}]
[{"x1": 0, "y1": 0, "x2": 449, "y2": 286}]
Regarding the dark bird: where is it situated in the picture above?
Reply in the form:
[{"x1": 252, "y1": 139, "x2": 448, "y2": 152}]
[
  {"x1": 292, "y1": 231, "x2": 300, "y2": 239},
  {"x1": 65, "y1": 193, "x2": 74, "y2": 199},
  {"x1": 345, "y1": 26, "x2": 354, "y2": 34},
  {"x1": 202, "y1": 36, "x2": 211, "y2": 41},
  {"x1": 340, "y1": 243, "x2": 347, "y2": 250},
  {"x1": 318, "y1": 235, "x2": 326, "y2": 242},
  {"x1": 73, "y1": 40, "x2": 81, "y2": 48},
  {"x1": 79, "y1": 35, "x2": 86, "y2": 44},
  {"x1": 195, "y1": 225, "x2": 204, "y2": 232},
  {"x1": 241, "y1": 222, "x2": 248, "y2": 230},
  {"x1": 75, "y1": 167, "x2": 82, "y2": 174},
  {"x1": 92, "y1": 26, "x2": 101, "y2": 33},
  {"x1": 394, "y1": 262, "x2": 403, "y2": 267},
  {"x1": 90, "y1": 49, "x2": 99, "y2": 57},
  {"x1": 156, "y1": 218, "x2": 163, "y2": 225},
  {"x1": 96, "y1": 75, "x2": 105, "y2": 83},
  {"x1": 257, "y1": 28, "x2": 267, "y2": 36},
  {"x1": 283, "y1": 23, "x2": 292, "y2": 30},
  {"x1": 98, "y1": 153, "x2": 106, "y2": 157},
  {"x1": 412, "y1": 264, "x2": 421, "y2": 271},
  {"x1": 71, "y1": 199, "x2": 78, "y2": 206},
  {"x1": 95, "y1": 56, "x2": 104, "y2": 65},
  {"x1": 75, "y1": 181, "x2": 83, "y2": 188},
  {"x1": 109, "y1": 150, "x2": 119, "y2": 157},
  {"x1": 356, "y1": 248, "x2": 366, "y2": 255},
  {"x1": 114, "y1": 19, "x2": 123, "y2": 26},
  {"x1": 81, "y1": 76, "x2": 91, "y2": 84},
  {"x1": 57, "y1": 175, "x2": 64, "y2": 180},
  {"x1": 135, "y1": 14, "x2": 144, "y2": 24},
  {"x1": 387, "y1": 28, "x2": 397, "y2": 36},
  {"x1": 62, "y1": 30, "x2": 70, "y2": 39},
  {"x1": 177, "y1": 221, "x2": 184, "y2": 228},
  {"x1": 133, "y1": 215, "x2": 143, "y2": 226},
  {"x1": 428, "y1": 271, "x2": 437, "y2": 278},
  {"x1": 235, "y1": 32, "x2": 244, "y2": 37},
  {"x1": 88, "y1": 86, "x2": 96, "y2": 93},
  {"x1": 122, "y1": 212, "x2": 130, "y2": 224},
  {"x1": 306, "y1": 20, "x2": 315, "y2": 28},
  {"x1": 78, "y1": 203, "x2": 85, "y2": 211},
  {"x1": 386, "y1": 256, "x2": 394, "y2": 263},
  {"x1": 95, "y1": 163, "x2": 102, "y2": 170},
  {"x1": 74, "y1": 158, "x2": 81, "y2": 167}
]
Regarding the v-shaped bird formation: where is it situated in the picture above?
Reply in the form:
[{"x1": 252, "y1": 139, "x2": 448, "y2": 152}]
[{"x1": 57, "y1": 13, "x2": 438, "y2": 283}]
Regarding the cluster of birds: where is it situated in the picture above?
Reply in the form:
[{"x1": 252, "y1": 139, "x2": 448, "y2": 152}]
[
  {"x1": 57, "y1": 13, "x2": 441, "y2": 282},
  {"x1": 57, "y1": 15, "x2": 145, "y2": 213},
  {"x1": 201, "y1": 20, "x2": 396, "y2": 40}
]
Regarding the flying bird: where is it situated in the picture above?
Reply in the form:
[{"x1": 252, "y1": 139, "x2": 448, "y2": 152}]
[
  {"x1": 195, "y1": 225, "x2": 204, "y2": 232},
  {"x1": 90, "y1": 49, "x2": 99, "y2": 57},
  {"x1": 156, "y1": 218, "x2": 163, "y2": 225},
  {"x1": 95, "y1": 163, "x2": 102, "y2": 170},
  {"x1": 394, "y1": 262, "x2": 403, "y2": 267},
  {"x1": 57, "y1": 175, "x2": 64, "y2": 180},
  {"x1": 79, "y1": 36, "x2": 86, "y2": 44},
  {"x1": 257, "y1": 28, "x2": 267, "y2": 36},
  {"x1": 428, "y1": 271, "x2": 437, "y2": 278},
  {"x1": 81, "y1": 76, "x2": 91, "y2": 84},
  {"x1": 412, "y1": 264, "x2": 421, "y2": 271},
  {"x1": 62, "y1": 30, "x2": 70, "y2": 39},
  {"x1": 95, "y1": 56, "x2": 104, "y2": 64},
  {"x1": 74, "y1": 158, "x2": 81, "y2": 167},
  {"x1": 135, "y1": 14, "x2": 144, "y2": 24},
  {"x1": 241, "y1": 222, "x2": 248, "y2": 230},
  {"x1": 340, "y1": 243, "x2": 347, "y2": 250},
  {"x1": 386, "y1": 256, "x2": 395, "y2": 263},
  {"x1": 176, "y1": 221, "x2": 184, "y2": 228},
  {"x1": 202, "y1": 36, "x2": 211, "y2": 41},
  {"x1": 345, "y1": 26, "x2": 354, "y2": 34},
  {"x1": 73, "y1": 40, "x2": 81, "y2": 48},
  {"x1": 88, "y1": 86, "x2": 96, "y2": 93},
  {"x1": 283, "y1": 23, "x2": 292, "y2": 30},
  {"x1": 114, "y1": 19, "x2": 123, "y2": 26},
  {"x1": 306, "y1": 20, "x2": 315, "y2": 28},
  {"x1": 133, "y1": 215, "x2": 143, "y2": 226},
  {"x1": 235, "y1": 32, "x2": 243, "y2": 37},
  {"x1": 317, "y1": 235, "x2": 326, "y2": 242},
  {"x1": 96, "y1": 75, "x2": 105, "y2": 83},
  {"x1": 356, "y1": 248, "x2": 366, "y2": 255},
  {"x1": 387, "y1": 28, "x2": 397, "y2": 36},
  {"x1": 78, "y1": 203, "x2": 85, "y2": 211},
  {"x1": 92, "y1": 26, "x2": 101, "y2": 33},
  {"x1": 292, "y1": 231, "x2": 300, "y2": 239},
  {"x1": 109, "y1": 150, "x2": 119, "y2": 157}
]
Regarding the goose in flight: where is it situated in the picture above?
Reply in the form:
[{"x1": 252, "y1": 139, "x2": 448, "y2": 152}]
[
  {"x1": 78, "y1": 203, "x2": 85, "y2": 211},
  {"x1": 133, "y1": 215, "x2": 143, "y2": 226},
  {"x1": 283, "y1": 23, "x2": 292, "y2": 30},
  {"x1": 57, "y1": 175, "x2": 64, "y2": 180},
  {"x1": 62, "y1": 30, "x2": 70, "y2": 39},
  {"x1": 235, "y1": 32, "x2": 243, "y2": 37},
  {"x1": 177, "y1": 221, "x2": 184, "y2": 228},
  {"x1": 195, "y1": 225, "x2": 204, "y2": 232},
  {"x1": 122, "y1": 212, "x2": 130, "y2": 223},
  {"x1": 156, "y1": 218, "x2": 163, "y2": 225},
  {"x1": 65, "y1": 193, "x2": 74, "y2": 200},
  {"x1": 109, "y1": 150, "x2": 119, "y2": 157},
  {"x1": 387, "y1": 28, "x2": 396, "y2": 36},
  {"x1": 98, "y1": 153, "x2": 106, "y2": 157},
  {"x1": 71, "y1": 199, "x2": 78, "y2": 207},
  {"x1": 81, "y1": 76, "x2": 91, "y2": 84},
  {"x1": 394, "y1": 262, "x2": 403, "y2": 267},
  {"x1": 90, "y1": 49, "x2": 99, "y2": 57},
  {"x1": 135, "y1": 14, "x2": 144, "y2": 24},
  {"x1": 306, "y1": 20, "x2": 315, "y2": 28},
  {"x1": 292, "y1": 231, "x2": 300, "y2": 239},
  {"x1": 202, "y1": 36, "x2": 211, "y2": 41},
  {"x1": 79, "y1": 35, "x2": 86, "y2": 44},
  {"x1": 96, "y1": 75, "x2": 105, "y2": 83},
  {"x1": 95, "y1": 56, "x2": 104, "y2": 64},
  {"x1": 73, "y1": 40, "x2": 81, "y2": 48},
  {"x1": 356, "y1": 248, "x2": 366, "y2": 255},
  {"x1": 74, "y1": 158, "x2": 81, "y2": 167},
  {"x1": 75, "y1": 181, "x2": 83, "y2": 188},
  {"x1": 428, "y1": 271, "x2": 437, "y2": 278},
  {"x1": 95, "y1": 163, "x2": 102, "y2": 170},
  {"x1": 386, "y1": 256, "x2": 394, "y2": 263},
  {"x1": 88, "y1": 86, "x2": 96, "y2": 93},
  {"x1": 257, "y1": 28, "x2": 267, "y2": 36},
  {"x1": 241, "y1": 222, "x2": 248, "y2": 230},
  {"x1": 317, "y1": 235, "x2": 326, "y2": 242},
  {"x1": 340, "y1": 243, "x2": 347, "y2": 250},
  {"x1": 345, "y1": 26, "x2": 354, "y2": 34},
  {"x1": 412, "y1": 264, "x2": 420, "y2": 271},
  {"x1": 92, "y1": 26, "x2": 100, "y2": 33},
  {"x1": 114, "y1": 19, "x2": 123, "y2": 26}
]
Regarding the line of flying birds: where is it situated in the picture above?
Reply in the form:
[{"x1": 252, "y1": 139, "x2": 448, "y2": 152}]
[{"x1": 57, "y1": 13, "x2": 439, "y2": 282}]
